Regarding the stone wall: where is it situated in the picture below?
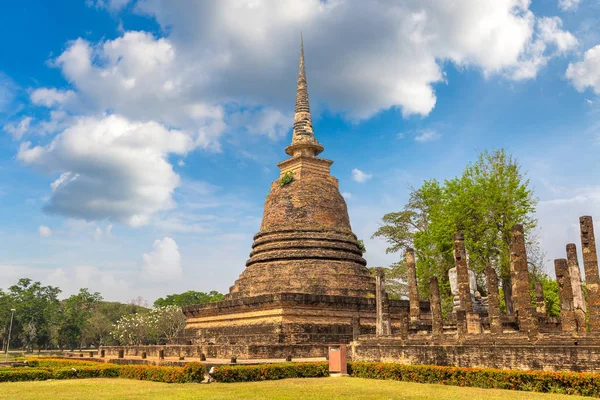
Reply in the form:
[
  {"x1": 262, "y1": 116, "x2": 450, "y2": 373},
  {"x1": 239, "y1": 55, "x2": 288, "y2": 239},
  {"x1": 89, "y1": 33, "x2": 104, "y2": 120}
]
[{"x1": 350, "y1": 336, "x2": 600, "y2": 372}]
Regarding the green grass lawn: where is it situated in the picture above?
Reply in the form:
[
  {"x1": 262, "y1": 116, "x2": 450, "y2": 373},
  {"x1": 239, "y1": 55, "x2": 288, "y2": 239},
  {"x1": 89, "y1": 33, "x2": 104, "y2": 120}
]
[{"x1": 0, "y1": 377, "x2": 590, "y2": 400}]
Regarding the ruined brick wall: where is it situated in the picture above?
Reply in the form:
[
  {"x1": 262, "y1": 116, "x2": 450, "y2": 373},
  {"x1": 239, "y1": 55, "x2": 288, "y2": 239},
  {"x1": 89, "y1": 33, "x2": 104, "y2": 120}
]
[{"x1": 350, "y1": 338, "x2": 600, "y2": 372}]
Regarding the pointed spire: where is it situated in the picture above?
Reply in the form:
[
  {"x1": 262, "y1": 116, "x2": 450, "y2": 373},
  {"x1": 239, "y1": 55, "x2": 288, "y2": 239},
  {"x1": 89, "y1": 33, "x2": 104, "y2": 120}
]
[{"x1": 286, "y1": 33, "x2": 323, "y2": 157}]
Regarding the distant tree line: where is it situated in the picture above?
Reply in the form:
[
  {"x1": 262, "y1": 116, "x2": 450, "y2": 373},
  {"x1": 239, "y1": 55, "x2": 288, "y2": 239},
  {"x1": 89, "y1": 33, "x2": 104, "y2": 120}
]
[{"x1": 0, "y1": 279, "x2": 225, "y2": 352}]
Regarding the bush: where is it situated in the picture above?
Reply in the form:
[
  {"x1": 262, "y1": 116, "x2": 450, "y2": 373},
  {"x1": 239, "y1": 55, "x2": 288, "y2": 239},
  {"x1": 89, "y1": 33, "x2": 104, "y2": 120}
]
[
  {"x1": 34, "y1": 358, "x2": 101, "y2": 369},
  {"x1": 348, "y1": 362, "x2": 600, "y2": 397},
  {"x1": 0, "y1": 369, "x2": 52, "y2": 382},
  {"x1": 118, "y1": 364, "x2": 202, "y2": 383},
  {"x1": 182, "y1": 362, "x2": 205, "y2": 383},
  {"x1": 212, "y1": 362, "x2": 329, "y2": 383},
  {"x1": 279, "y1": 171, "x2": 294, "y2": 187},
  {"x1": 53, "y1": 365, "x2": 120, "y2": 380}
]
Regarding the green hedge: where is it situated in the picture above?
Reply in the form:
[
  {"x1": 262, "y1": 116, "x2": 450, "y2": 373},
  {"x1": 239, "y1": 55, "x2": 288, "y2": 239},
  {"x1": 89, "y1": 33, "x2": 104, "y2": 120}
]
[
  {"x1": 348, "y1": 362, "x2": 600, "y2": 397},
  {"x1": 212, "y1": 362, "x2": 329, "y2": 383},
  {"x1": 0, "y1": 360, "x2": 204, "y2": 384},
  {"x1": 0, "y1": 369, "x2": 52, "y2": 382}
]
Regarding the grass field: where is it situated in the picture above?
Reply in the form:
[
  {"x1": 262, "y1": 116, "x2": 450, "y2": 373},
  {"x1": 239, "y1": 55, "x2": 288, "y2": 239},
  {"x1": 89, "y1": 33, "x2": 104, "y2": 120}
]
[{"x1": 0, "y1": 377, "x2": 590, "y2": 400}]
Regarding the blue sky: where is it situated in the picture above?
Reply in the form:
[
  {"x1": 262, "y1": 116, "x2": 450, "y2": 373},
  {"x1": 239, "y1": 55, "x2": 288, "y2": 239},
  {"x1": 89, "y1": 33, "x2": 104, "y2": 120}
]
[{"x1": 1, "y1": 0, "x2": 599, "y2": 302}]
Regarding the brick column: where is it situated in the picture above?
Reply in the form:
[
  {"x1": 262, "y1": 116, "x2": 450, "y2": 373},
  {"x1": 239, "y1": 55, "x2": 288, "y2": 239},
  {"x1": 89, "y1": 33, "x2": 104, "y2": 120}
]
[
  {"x1": 453, "y1": 233, "x2": 473, "y2": 312},
  {"x1": 406, "y1": 248, "x2": 420, "y2": 322},
  {"x1": 535, "y1": 281, "x2": 546, "y2": 316},
  {"x1": 555, "y1": 258, "x2": 577, "y2": 333},
  {"x1": 375, "y1": 268, "x2": 391, "y2": 336},
  {"x1": 485, "y1": 266, "x2": 502, "y2": 334},
  {"x1": 580, "y1": 216, "x2": 600, "y2": 332},
  {"x1": 567, "y1": 243, "x2": 586, "y2": 313},
  {"x1": 399, "y1": 311, "x2": 409, "y2": 340},
  {"x1": 429, "y1": 276, "x2": 443, "y2": 336},
  {"x1": 509, "y1": 224, "x2": 538, "y2": 337}
]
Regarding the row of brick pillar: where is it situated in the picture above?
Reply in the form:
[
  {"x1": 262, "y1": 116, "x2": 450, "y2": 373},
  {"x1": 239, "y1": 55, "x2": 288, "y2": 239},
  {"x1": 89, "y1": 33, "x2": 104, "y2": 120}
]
[
  {"x1": 553, "y1": 216, "x2": 598, "y2": 334},
  {"x1": 400, "y1": 215, "x2": 598, "y2": 337}
]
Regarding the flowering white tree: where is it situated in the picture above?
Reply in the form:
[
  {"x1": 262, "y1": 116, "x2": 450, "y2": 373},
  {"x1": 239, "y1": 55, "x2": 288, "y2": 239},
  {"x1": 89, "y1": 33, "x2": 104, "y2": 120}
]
[{"x1": 111, "y1": 306, "x2": 186, "y2": 345}]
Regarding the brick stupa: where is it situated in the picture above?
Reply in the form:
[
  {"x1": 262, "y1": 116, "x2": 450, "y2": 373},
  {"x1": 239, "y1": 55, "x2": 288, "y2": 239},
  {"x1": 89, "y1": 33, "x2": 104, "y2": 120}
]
[{"x1": 182, "y1": 38, "x2": 406, "y2": 359}]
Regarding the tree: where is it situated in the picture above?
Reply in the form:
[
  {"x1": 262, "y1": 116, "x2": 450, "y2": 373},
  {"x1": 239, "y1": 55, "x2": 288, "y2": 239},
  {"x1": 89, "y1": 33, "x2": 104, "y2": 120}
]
[
  {"x1": 153, "y1": 290, "x2": 224, "y2": 308},
  {"x1": 8, "y1": 278, "x2": 61, "y2": 352},
  {"x1": 58, "y1": 289, "x2": 103, "y2": 350},
  {"x1": 111, "y1": 306, "x2": 186, "y2": 345},
  {"x1": 372, "y1": 149, "x2": 538, "y2": 316},
  {"x1": 154, "y1": 306, "x2": 186, "y2": 343}
]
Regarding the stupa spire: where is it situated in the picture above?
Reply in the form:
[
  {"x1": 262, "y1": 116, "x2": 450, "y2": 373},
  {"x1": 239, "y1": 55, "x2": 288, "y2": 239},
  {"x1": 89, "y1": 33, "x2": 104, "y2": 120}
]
[{"x1": 285, "y1": 33, "x2": 324, "y2": 157}]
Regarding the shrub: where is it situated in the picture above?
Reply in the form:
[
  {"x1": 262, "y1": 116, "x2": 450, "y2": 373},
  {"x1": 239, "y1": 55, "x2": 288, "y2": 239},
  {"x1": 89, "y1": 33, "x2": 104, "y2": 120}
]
[
  {"x1": 0, "y1": 369, "x2": 52, "y2": 382},
  {"x1": 118, "y1": 365, "x2": 198, "y2": 383},
  {"x1": 182, "y1": 362, "x2": 205, "y2": 383},
  {"x1": 34, "y1": 358, "x2": 101, "y2": 369},
  {"x1": 279, "y1": 171, "x2": 294, "y2": 187},
  {"x1": 212, "y1": 362, "x2": 329, "y2": 383},
  {"x1": 53, "y1": 365, "x2": 120, "y2": 380},
  {"x1": 347, "y1": 362, "x2": 600, "y2": 397}
]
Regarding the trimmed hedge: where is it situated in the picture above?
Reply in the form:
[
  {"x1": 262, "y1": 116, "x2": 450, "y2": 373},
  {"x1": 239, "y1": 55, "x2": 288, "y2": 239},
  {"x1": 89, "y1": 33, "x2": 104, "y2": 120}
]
[
  {"x1": 212, "y1": 362, "x2": 329, "y2": 383},
  {"x1": 0, "y1": 369, "x2": 52, "y2": 382},
  {"x1": 0, "y1": 360, "x2": 204, "y2": 384},
  {"x1": 348, "y1": 362, "x2": 600, "y2": 397}
]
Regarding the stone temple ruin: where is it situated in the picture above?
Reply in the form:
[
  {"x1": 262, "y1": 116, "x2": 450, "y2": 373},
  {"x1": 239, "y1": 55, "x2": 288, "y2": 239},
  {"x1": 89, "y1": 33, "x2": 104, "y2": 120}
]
[{"x1": 102, "y1": 39, "x2": 600, "y2": 372}]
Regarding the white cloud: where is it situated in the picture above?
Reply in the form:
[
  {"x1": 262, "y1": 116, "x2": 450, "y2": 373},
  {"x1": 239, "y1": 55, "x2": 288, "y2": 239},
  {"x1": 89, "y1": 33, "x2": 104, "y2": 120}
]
[
  {"x1": 414, "y1": 129, "x2": 441, "y2": 142},
  {"x1": 558, "y1": 0, "x2": 582, "y2": 11},
  {"x1": 87, "y1": 0, "x2": 133, "y2": 11},
  {"x1": 30, "y1": 88, "x2": 75, "y2": 107},
  {"x1": 566, "y1": 45, "x2": 600, "y2": 94},
  {"x1": 27, "y1": 1, "x2": 576, "y2": 132},
  {"x1": 140, "y1": 237, "x2": 182, "y2": 282},
  {"x1": 38, "y1": 225, "x2": 52, "y2": 238},
  {"x1": 17, "y1": 114, "x2": 194, "y2": 226},
  {"x1": 342, "y1": 192, "x2": 352, "y2": 199},
  {"x1": 3, "y1": 117, "x2": 32, "y2": 140},
  {"x1": 352, "y1": 168, "x2": 372, "y2": 183}
]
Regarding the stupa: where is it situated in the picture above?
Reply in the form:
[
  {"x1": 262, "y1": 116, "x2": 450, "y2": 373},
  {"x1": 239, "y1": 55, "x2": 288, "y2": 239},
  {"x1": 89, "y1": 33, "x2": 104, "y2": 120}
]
[{"x1": 182, "y1": 37, "x2": 407, "y2": 359}]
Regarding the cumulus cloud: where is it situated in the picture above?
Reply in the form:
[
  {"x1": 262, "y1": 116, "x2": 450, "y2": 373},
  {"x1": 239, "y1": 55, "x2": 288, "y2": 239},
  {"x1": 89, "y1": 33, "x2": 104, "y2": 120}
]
[
  {"x1": 129, "y1": 0, "x2": 575, "y2": 119},
  {"x1": 140, "y1": 237, "x2": 182, "y2": 282},
  {"x1": 30, "y1": 88, "x2": 76, "y2": 108},
  {"x1": 3, "y1": 117, "x2": 32, "y2": 140},
  {"x1": 352, "y1": 168, "x2": 372, "y2": 183},
  {"x1": 27, "y1": 1, "x2": 577, "y2": 127},
  {"x1": 414, "y1": 129, "x2": 441, "y2": 143},
  {"x1": 566, "y1": 45, "x2": 600, "y2": 94},
  {"x1": 17, "y1": 114, "x2": 193, "y2": 226},
  {"x1": 38, "y1": 225, "x2": 52, "y2": 238}
]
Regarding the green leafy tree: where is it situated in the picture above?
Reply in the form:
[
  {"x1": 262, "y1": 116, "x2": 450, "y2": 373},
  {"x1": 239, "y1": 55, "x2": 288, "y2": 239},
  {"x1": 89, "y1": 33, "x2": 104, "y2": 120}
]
[
  {"x1": 58, "y1": 289, "x2": 103, "y2": 350},
  {"x1": 8, "y1": 278, "x2": 61, "y2": 352},
  {"x1": 153, "y1": 290, "x2": 224, "y2": 308},
  {"x1": 373, "y1": 149, "x2": 538, "y2": 316}
]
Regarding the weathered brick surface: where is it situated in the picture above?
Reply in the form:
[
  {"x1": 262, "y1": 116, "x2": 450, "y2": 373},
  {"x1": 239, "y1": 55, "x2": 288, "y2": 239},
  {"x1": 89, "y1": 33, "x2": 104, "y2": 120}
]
[
  {"x1": 406, "y1": 248, "x2": 420, "y2": 322},
  {"x1": 429, "y1": 277, "x2": 442, "y2": 336},
  {"x1": 453, "y1": 233, "x2": 473, "y2": 312},
  {"x1": 535, "y1": 280, "x2": 546, "y2": 316},
  {"x1": 350, "y1": 336, "x2": 600, "y2": 372},
  {"x1": 567, "y1": 243, "x2": 586, "y2": 313},
  {"x1": 375, "y1": 268, "x2": 391, "y2": 336},
  {"x1": 554, "y1": 258, "x2": 577, "y2": 333},
  {"x1": 485, "y1": 266, "x2": 502, "y2": 334},
  {"x1": 509, "y1": 224, "x2": 538, "y2": 337},
  {"x1": 580, "y1": 216, "x2": 600, "y2": 332}
]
